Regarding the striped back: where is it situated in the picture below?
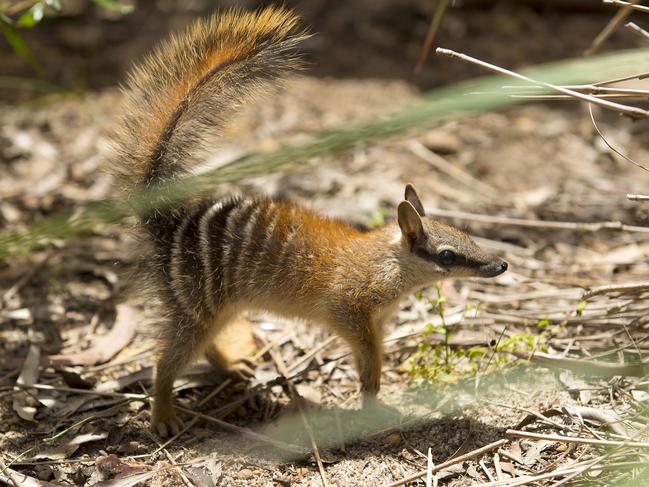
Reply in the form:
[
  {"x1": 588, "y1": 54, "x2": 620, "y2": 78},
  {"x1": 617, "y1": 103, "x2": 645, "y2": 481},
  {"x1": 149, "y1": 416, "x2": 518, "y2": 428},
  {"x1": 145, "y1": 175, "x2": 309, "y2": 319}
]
[{"x1": 154, "y1": 195, "x2": 359, "y2": 319}]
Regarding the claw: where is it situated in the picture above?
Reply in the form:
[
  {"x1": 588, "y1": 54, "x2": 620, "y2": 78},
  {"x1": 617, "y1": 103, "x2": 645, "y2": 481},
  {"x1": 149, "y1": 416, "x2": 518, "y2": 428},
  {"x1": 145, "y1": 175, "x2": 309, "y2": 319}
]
[
  {"x1": 226, "y1": 360, "x2": 256, "y2": 381},
  {"x1": 151, "y1": 410, "x2": 183, "y2": 438}
]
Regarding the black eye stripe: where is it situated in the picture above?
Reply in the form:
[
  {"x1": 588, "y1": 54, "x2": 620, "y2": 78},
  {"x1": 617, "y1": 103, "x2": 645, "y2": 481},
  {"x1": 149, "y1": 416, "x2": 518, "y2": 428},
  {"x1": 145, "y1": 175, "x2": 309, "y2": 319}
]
[{"x1": 414, "y1": 247, "x2": 484, "y2": 268}]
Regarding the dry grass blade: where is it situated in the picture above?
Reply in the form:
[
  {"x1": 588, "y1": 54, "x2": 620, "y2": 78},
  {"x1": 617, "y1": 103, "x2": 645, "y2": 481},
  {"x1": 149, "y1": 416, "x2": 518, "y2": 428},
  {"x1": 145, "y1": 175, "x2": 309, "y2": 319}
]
[
  {"x1": 627, "y1": 193, "x2": 649, "y2": 200},
  {"x1": 426, "y1": 447, "x2": 434, "y2": 487},
  {"x1": 415, "y1": 0, "x2": 450, "y2": 73},
  {"x1": 585, "y1": 0, "x2": 639, "y2": 55},
  {"x1": 626, "y1": 21, "x2": 649, "y2": 41},
  {"x1": 588, "y1": 103, "x2": 649, "y2": 173},
  {"x1": 604, "y1": 0, "x2": 649, "y2": 14},
  {"x1": 436, "y1": 47, "x2": 649, "y2": 119},
  {"x1": 425, "y1": 207, "x2": 649, "y2": 233},
  {"x1": 506, "y1": 430, "x2": 649, "y2": 448},
  {"x1": 0, "y1": 457, "x2": 21, "y2": 487}
]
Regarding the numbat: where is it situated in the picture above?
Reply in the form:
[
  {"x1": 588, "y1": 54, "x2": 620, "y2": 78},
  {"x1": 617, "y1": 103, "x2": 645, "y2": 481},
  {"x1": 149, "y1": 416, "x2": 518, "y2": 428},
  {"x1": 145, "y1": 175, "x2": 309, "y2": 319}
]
[{"x1": 111, "y1": 7, "x2": 508, "y2": 436}]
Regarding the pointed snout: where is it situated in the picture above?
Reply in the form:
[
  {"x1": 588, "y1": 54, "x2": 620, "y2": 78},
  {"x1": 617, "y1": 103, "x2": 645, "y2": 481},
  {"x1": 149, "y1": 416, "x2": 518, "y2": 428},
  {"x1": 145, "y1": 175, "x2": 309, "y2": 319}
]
[{"x1": 479, "y1": 259, "x2": 508, "y2": 278}]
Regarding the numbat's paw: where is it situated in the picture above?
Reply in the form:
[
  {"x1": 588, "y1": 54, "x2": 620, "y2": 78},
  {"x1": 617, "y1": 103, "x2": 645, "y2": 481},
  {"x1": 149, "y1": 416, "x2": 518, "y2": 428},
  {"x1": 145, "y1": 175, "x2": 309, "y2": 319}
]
[
  {"x1": 223, "y1": 359, "x2": 256, "y2": 381},
  {"x1": 151, "y1": 408, "x2": 183, "y2": 438},
  {"x1": 362, "y1": 396, "x2": 401, "y2": 418}
]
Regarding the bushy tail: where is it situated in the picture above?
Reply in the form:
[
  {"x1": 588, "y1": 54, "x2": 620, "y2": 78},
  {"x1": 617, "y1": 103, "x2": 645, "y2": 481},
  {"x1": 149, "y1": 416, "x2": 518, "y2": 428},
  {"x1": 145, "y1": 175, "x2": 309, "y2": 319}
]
[{"x1": 112, "y1": 7, "x2": 305, "y2": 195}]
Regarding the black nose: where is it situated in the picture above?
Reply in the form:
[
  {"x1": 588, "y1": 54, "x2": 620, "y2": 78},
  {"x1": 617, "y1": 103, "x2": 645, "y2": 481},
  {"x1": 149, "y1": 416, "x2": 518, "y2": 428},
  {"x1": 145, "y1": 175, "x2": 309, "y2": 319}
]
[{"x1": 500, "y1": 261, "x2": 508, "y2": 272}]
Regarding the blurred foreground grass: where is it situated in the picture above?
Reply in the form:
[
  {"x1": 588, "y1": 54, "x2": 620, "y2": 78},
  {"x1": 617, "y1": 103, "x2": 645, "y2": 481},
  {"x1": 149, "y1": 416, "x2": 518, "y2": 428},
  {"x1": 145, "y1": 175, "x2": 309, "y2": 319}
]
[{"x1": 1, "y1": 48, "x2": 649, "y2": 259}]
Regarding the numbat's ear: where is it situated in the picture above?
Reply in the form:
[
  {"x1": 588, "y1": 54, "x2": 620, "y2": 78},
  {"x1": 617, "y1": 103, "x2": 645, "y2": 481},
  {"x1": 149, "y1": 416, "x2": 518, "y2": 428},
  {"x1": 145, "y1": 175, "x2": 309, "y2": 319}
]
[
  {"x1": 404, "y1": 183, "x2": 425, "y2": 216},
  {"x1": 398, "y1": 201, "x2": 424, "y2": 244}
]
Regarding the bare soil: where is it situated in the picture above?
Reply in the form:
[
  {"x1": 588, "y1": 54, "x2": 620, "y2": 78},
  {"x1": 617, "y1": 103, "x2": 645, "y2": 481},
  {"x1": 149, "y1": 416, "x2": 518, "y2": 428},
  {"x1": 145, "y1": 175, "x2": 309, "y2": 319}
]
[{"x1": 2, "y1": 2, "x2": 649, "y2": 486}]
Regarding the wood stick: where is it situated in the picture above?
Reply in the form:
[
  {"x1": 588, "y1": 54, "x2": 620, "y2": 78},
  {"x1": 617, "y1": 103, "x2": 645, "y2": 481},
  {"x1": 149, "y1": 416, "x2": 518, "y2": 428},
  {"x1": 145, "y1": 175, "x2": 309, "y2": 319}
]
[
  {"x1": 627, "y1": 193, "x2": 649, "y2": 201},
  {"x1": 11, "y1": 382, "x2": 146, "y2": 399},
  {"x1": 0, "y1": 457, "x2": 21, "y2": 487},
  {"x1": 384, "y1": 439, "x2": 508, "y2": 487},
  {"x1": 604, "y1": 0, "x2": 649, "y2": 14},
  {"x1": 506, "y1": 429, "x2": 649, "y2": 448},
  {"x1": 595, "y1": 71, "x2": 649, "y2": 86},
  {"x1": 626, "y1": 22, "x2": 649, "y2": 41},
  {"x1": 585, "y1": 0, "x2": 639, "y2": 55},
  {"x1": 436, "y1": 47, "x2": 649, "y2": 119},
  {"x1": 415, "y1": 0, "x2": 449, "y2": 73},
  {"x1": 425, "y1": 207, "x2": 649, "y2": 233},
  {"x1": 583, "y1": 281, "x2": 649, "y2": 299}
]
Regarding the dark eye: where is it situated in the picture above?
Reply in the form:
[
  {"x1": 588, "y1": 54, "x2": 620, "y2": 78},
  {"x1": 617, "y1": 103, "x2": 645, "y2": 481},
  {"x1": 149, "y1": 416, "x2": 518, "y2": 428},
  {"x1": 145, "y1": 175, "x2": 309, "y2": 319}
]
[{"x1": 438, "y1": 249, "x2": 456, "y2": 266}]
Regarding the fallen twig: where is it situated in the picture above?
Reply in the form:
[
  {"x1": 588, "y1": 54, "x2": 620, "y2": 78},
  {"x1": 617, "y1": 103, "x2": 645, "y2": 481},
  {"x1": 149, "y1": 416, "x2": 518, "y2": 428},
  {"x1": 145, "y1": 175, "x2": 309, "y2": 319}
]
[
  {"x1": 627, "y1": 193, "x2": 649, "y2": 201},
  {"x1": 506, "y1": 429, "x2": 649, "y2": 448},
  {"x1": 583, "y1": 281, "x2": 649, "y2": 299},
  {"x1": 588, "y1": 102, "x2": 649, "y2": 172}
]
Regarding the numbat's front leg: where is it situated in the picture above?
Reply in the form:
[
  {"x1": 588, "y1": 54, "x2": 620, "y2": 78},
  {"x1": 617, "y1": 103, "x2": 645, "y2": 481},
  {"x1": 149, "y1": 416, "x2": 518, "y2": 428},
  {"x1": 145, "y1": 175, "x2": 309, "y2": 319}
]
[{"x1": 336, "y1": 317, "x2": 384, "y2": 406}]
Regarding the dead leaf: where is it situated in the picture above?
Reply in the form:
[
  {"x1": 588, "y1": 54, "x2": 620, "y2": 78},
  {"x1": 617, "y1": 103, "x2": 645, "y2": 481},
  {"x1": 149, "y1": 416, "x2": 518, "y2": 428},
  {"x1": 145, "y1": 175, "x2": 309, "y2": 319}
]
[
  {"x1": 94, "y1": 471, "x2": 156, "y2": 487},
  {"x1": 48, "y1": 304, "x2": 139, "y2": 366},
  {"x1": 96, "y1": 367, "x2": 153, "y2": 393},
  {"x1": 187, "y1": 466, "x2": 217, "y2": 487},
  {"x1": 295, "y1": 383, "x2": 322, "y2": 404},
  {"x1": 59, "y1": 369, "x2": 95, "y2": 389},
  {"x1": 33, "y1": 432, "x2": 108, "y2": 460},
  {"x1": 499, "y1": 461, "x2": 517, "y2": 477},
  {"x1": 204, "y1": 458, "x2": 222, "y2": 484},
  {"x1": 13, "y1": 344, "x2": 40, "y2": 421}
]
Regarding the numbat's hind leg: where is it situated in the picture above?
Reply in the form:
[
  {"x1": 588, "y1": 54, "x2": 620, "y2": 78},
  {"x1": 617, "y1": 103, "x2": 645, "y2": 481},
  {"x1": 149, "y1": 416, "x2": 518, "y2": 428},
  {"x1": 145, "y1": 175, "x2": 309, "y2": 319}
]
[
  {"x1": 151, "y1": 314, "x2": 212, "y2": 437},
  {"x1": 204, "y1": 342, "x2": 256, "y2": 381}
]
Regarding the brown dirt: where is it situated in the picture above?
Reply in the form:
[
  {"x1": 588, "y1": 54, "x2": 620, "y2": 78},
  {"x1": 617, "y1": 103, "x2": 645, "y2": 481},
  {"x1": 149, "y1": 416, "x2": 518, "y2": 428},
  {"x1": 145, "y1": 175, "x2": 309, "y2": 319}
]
[{"x1": 2, "y1": 2, "x2": 649, "y2": 486}]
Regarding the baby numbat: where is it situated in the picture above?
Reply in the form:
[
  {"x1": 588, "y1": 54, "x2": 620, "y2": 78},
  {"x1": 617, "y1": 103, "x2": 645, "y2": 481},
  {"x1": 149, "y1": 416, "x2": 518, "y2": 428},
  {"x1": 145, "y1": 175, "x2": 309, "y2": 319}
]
[{"x1": 110, "y1": 7, "x2": 508, "y2": 437}]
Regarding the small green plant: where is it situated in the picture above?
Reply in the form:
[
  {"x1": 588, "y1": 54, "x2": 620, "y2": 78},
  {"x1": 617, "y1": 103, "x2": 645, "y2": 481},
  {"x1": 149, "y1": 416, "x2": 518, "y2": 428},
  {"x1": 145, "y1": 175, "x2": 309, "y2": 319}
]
[
  {"x1": 367, "y1": 208, "x2": 388, "y2": 229},
  {"x1": 407, "y1": 289, "x2": 549, "y2": 386},
  {"x1": 1, "y1": 0, "x2": 134, "y2": 77},
  {"x1": 575, "y1": 299, "x2": 587, "y2": 316}
]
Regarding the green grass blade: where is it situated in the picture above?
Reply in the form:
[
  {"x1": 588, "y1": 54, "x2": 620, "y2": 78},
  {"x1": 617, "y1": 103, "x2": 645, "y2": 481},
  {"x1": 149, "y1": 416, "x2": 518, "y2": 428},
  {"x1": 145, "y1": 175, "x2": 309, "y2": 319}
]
[
  {"x1": 1, "y1": 47, "x2": 649, "y2": 260},
  {"x1": 0, "y1": 17, "x2": 45, "y2": 76}
]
